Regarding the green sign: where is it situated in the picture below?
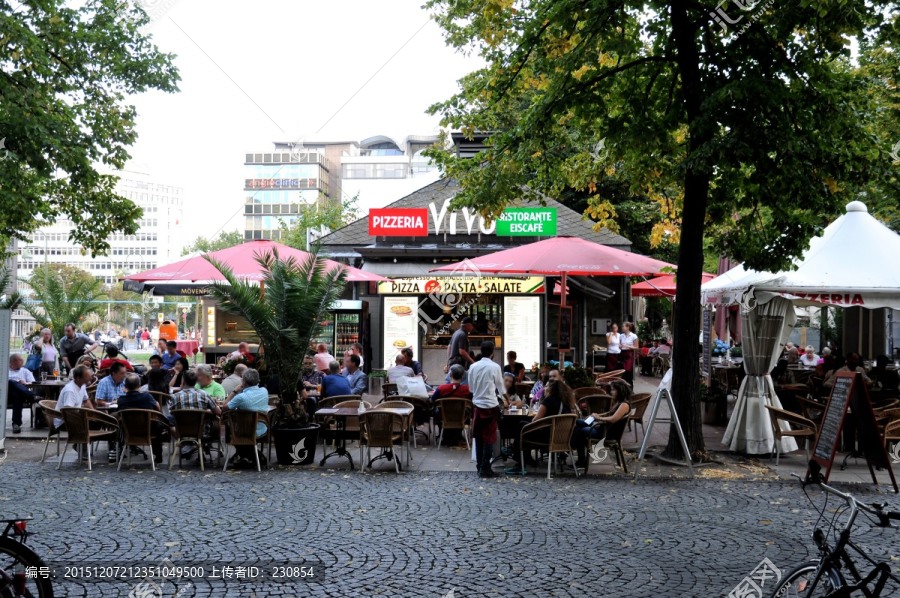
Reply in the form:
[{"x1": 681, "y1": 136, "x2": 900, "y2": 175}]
[{"x1": 496, "y1": 208, "x2": 557, "y2": 236}]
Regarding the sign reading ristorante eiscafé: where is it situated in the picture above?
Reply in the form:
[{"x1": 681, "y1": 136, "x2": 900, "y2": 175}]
[{"x1": 377, "y1": 276, "x2": 546, "y2": 295}]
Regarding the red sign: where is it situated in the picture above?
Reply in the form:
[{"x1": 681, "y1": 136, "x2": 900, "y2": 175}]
[{"x1": 369, "y1": 208, "x2": 428, "y2": 236}]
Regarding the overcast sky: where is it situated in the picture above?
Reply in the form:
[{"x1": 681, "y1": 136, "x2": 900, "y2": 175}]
[{"x1": 125, "y1": 0, "x2": 480, "y2": 240}]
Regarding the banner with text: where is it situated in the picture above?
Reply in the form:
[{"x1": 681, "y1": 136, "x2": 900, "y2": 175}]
[
  {"x1": 378, "y1": 276, "x2": 545, "y2": 295},
  {"x1": 496, "y1": 208, "x2": 557, "y2": 236}
]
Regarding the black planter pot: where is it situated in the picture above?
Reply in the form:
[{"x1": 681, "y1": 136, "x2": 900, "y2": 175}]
[{"x1": 273, "y1": 424, "x2": 320, "y2": 465}]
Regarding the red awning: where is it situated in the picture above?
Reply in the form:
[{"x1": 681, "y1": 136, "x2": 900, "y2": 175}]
[
  {"x1": 431, "y1": 237, "x2": 673, "y2": 277},
  {"x1": 124, "y1": 240, "x2": 386, "y2": 294},
  {"x1": 631, "y1": 273, "x2": 716, "y2": 297}
]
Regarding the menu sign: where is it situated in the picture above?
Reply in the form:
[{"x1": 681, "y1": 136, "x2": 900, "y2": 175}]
[
  {"x1": 504, "y1": 297, "x2": 541, "y2": 369},
  {"x1": 382, "y1": 297, "x2": 419, "y2": 370},
  {"x1": 378, "y1": 276, "x2": 545, "y2": 295},
  {"x1": 701, "y1": 308, "x2": 712, "y2": 378},
  {"x1": 496, "y1": 208, "x2": 557, "y2": 236}
]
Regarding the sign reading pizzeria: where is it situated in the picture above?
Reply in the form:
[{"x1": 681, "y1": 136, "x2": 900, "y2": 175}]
[
  {"x1": 377, "y1": 276, "x2": 545, "y2": 295},
  {"x1": 369, "y1": 208, "x2": 428, "y2": 236}
]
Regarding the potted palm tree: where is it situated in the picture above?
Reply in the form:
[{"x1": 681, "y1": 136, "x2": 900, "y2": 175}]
[{"x1": 206, "y1": 248, "x2": 346, "y2": 465}]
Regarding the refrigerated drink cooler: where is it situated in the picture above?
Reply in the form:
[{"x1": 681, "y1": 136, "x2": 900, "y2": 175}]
[{"x1": 311, "y1": 300, "x2": 369, "y2": 366}]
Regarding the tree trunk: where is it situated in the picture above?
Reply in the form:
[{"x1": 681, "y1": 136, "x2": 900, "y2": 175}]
[{"x1": 664, "y1": 0, "x2": 713, "y2": 460}]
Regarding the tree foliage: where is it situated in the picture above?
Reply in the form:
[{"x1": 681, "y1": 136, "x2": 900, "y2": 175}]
[
  {"x1": 206, "y1": 249, "x2": 346, "y2": 427},
  {"x1": 24, "y1": 264, "x2": 106, "y2": 339},
  {"x1": 280, "y1": 195, "x2": 360, "y2": 251},
  {"x1": 0, "y1": 265, "x2": 22, "y2": 310},
  {"x1": 425, "y1": 0, "x2": 899, "y2": 456},
  {"x1": 0, "y1": 0, "x2": 180, "y2": 255},
  {"x1": 181, "y1": 230, "x2": 244, "y2": 256}
]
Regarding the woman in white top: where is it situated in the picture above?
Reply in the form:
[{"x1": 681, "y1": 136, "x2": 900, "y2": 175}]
[
  {"x1": 619, "y1": 322, "x2": 639, "y2": 384},
  {"x1": 606, "y1": 323, "x2": 621, "y2": 371},
  {"x1": 34, "y1": 328, "x2": 59, "y2": 376},
  {"x1": 799, "y1": 345, "x2": 818, "y2": 367}
]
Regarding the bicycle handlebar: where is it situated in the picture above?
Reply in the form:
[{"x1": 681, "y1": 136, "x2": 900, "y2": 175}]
[{"x1": 794, "y1": 464, "x2": 897, "y2": 528}]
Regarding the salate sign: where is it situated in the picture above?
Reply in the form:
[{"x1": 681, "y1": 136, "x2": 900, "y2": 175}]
[
  {"x1": 377, "y1": 276, "x2": 545, "y2": 295},
  {"x1": 369, "y1": 208, "x2": 428, "y2": 236}
]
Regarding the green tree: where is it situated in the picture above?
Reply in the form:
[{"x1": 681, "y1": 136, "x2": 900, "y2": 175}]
[
  {"x1": 206, "y1": 249, "x2": 346, "y2": 427},
  {"x1": 0, "y1": 265, "x2": 23, "y2": 310},
  {"x1": 0, "y1": 0, "x2": 179, "y2": 255},
  {"x1": 24, "y1": 264, "x2": 106, "y2": 340},
  {"x1": 181, "y1": 230, "x2": 244, "y2": 256},
  {"x1": 425, "y1": 0, "x2": 897, "y2": 457},
  {"x1": 280, "y1": 195, "x2": 359, "y2": 251}
]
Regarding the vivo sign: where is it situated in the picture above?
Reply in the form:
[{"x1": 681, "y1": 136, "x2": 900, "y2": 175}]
[{"x1": 371, "y1": 198, "x2": 554, "y2": 237}]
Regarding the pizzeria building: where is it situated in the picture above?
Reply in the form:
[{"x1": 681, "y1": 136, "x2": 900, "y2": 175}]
[{"x1": 319, "y1": 177, "x2": 634, "y2": 379}]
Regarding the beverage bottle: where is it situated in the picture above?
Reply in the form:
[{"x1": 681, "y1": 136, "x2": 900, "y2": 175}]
[{"x1": 357, "y1": 400, "x2": 366, "y2": 415}]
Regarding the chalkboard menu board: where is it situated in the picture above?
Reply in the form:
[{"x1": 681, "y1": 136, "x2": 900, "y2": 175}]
[
  {"x1": 558, "y1": 306, "x2": 573, "y2": 351},
  {"x1": 701, "y1": 309, "x2": 712, "y2": 378},
  {"x1": 809, "y1": 371, "x2": 898, "y2": 492}
]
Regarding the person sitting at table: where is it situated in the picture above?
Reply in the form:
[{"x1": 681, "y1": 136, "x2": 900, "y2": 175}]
[
  {"x1": 221, "y1": 368, "x2": 269, "y2": 467},
  {"x1": 69, "y1": 354, "x2": 97, "y2": 382},
  {"x1": 786, "y1": 346, "x2": 800, "y2": 365},
  {"x1": 169, "y1": 357, "x2": 191, "y2": 391},
  {"x1": 430, "y1": 364, "x2": 471, "y2": 447},
  {"x1": 160, "y1": 341, "x2": 182, "y2": 370},
  {"x1": 401, "y1": 347, "x2": 426, "y2": 382},
  {"x1": 503, "y1": 351, "x2": 526, "y2": 383},
  {"x1": 342, "y1": 354, "x2": 368, "y2": 395},
  {"x1": 227, "y1": 341, "x2": 255, "y2": 363},
  {"x1": 146, "y1": 362, "x2": 172, "y2": 396},
  {"x1": 313, "y1": 343, "x2": 335, "y2": 373},
  {"x1": 640, "y1": 341, "x2": 658, "y2": 376},
  {"x1": 118, "y1": 373, "x2": 169, "y2": 463},
  {"x1": 54, "y1": 365, "x2": 95, "y2": 429},
  {"x1": 221, "y1": 363, "x2": 248, "y2": 396},
  {"x1": 99, "y1": 345, "x2": 133, "y2": 372},
  {"x1": 195, "y1": 364, "x2": 226, "y2": 401},
  {"x1": 872, "y1": 355, "x2": 900, "y2": 392},
  {"x1": 503, "y1": 372, "x2": 524, "y2": 408},
  {"x1": 573, "y1": 379, "x2": 632, "y2": 468},
  {"x1": 7, "y1": 353, "x2": 35, "y2": 434},
  {"x1": 387, "y1": 354, "x2": 415, "y2": 383},
  {"x1": 823, "y1": 352, "x2": 874, "y2": 389},
  {"x1": 153, "y1": 339, "x2": 167, "y2": 357},
  {"x1": 509, "y1": 376, "x2": 577, "y2": 467},
  {"x1": 300, "y1": 356, "x2": 323, "y2": 391},
  {"x1": 799, "y1": 346, "x2": 818, "y2": 368},
  {"x1": 321, "y1": 360, "x2": 353, "y2": 398},
  {"x1": 528, "y1": 365, "x2": 550, "y2": 407},
  {"x1": 95, "y1": 361, "x2": 127, "y2": 407}
]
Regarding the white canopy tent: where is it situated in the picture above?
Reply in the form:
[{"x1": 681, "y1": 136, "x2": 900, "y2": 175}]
[{"x1": 702, "y1": 201, "x2": 900, "y2": 455}]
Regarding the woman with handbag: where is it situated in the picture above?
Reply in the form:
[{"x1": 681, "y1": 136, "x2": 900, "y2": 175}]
[{"x1": 31, "y1": 328, "x2": 58, "y2": 377}]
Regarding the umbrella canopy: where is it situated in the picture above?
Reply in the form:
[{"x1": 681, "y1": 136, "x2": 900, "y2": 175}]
[
  {"x1": 631, "y1": 273, "x2": 716, "y2": 297},
  {"x1": 124, "y1": 240, "x2": 386, "y2": 295},
  {"x1": 431, "y1": 237, "x2": 673, "y2": 276},
  {"x1": 702, "y1": 201, "x2": 900, "y2": 310}
]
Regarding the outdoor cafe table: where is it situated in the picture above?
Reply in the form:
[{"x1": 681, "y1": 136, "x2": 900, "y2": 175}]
[
  {"x1": 315, "y1": 406, "x2": 413, "y2": 469},
  {"x1": 27, "y1": 379, "x2": 68, "y2": 429},
  {"x1": 174, "y1": 340, "x2": 200, "y2": 356}
]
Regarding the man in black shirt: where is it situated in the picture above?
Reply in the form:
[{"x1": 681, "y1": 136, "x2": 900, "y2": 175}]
[
  {"x1": 503, "y1": 351, "x2": 526, "y2": 383},
  {"x1": 118, "y1": 373, "x2": 167, "y2": 463},
  {"x1": 59, "y1": 323, "x2": 98, "y2": 372}
]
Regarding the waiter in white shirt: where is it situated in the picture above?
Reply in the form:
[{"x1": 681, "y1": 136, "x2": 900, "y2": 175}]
[{"x1": 466, "y1": 341, "x2": 506, "y2": 479}]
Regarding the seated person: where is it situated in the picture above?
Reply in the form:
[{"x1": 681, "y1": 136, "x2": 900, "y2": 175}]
[
  {"x1": 145, "y1": 363, "x2": 173, "y2": 396},
  {"x1": 161, "y1": 341, "x2": 182, "y2": 370},
  {"x1": 221, "y1": 363, "x2": 247, "y2": 396},
  {"x1": 401, "y1": 347, "x2": 426, "y2": 382},
  {"x1": 118, "y1": 373, "x2": 168, "y2": 463},
  {"x1": 222, "y1": 368, "x2": 269, "y2": 466},
  {"x1": 799, "y1": 345, "x2": 818, "y2": 368},
  {"x1": 823, "y1": 352, "x2": 874, "y2": 389},
  {"x1": 510, "y1": 377, "x2": 577, "y2": 466},
  {"x1": 69, "y1": 354, "x2": 97, "y2": 380},
  {"x1": 342, "y1": 354, "x2": 368, "y2": 395},
  {"x1": 786, "y1": 346, "x2": 800, "y2": 365},
  {"x1": 195, "y1": 364, "x2": 226, "y2": 401},
  {"x1": 300, "y1": 356, "x2": 324, "y2": 391},
  {"x1": 169, "y1": 357, "x2": 191, "y2": 391},
  {"x1": 321, "y1": 360, "x2": 353, "y2": 398},
  {"x1": 7, "y1": 353, "x2": 35, "y2": 434},
  {"x1": 227, "y1": 342, "x2": 255, "y2": 364},
  {"x1": 54, "y1": 365, "x2": 95, "y2": 428},
  {"x1": 95, "y1": 361, "x2": 127, "y2": 406},
  {"x1": 872, "y1": 355, "x2": 900, "y2": 392},
  {"x1": 171, "y1": 369, "x2": 221, "y2": 414},
  {"x1": 313, "y1": 343, "x2": 335, "y2": 373},
  {"x1": 431, "y1": 364, "x2": 471, "y2": 446},
  {"x1": 99, "y1": 345, "x2": 133, "y2": 372},
  {"x1": 502, "y1": 372, "x2": 524, "y2": 408},
  {"x1": 639, "y1": 342, "x2": 657, "y2": 376},
  {"x1": 153, "y1": 339, "x2": 167, "y2": 357},
  {"x1": 573, "y1": 379, "x2": 632, "y2": 468},
  {"x1": 387, "y1": 354, "x2": 415, "y2": 383},
  {"x1": 503, "y1": 351, "x2": 526, "y2": 383}
]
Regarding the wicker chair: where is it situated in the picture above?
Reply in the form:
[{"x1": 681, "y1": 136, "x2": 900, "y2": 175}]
[
  {"x1": 434, "y1": 398, "x2": 471, "y2": 449},
  {"x1": 170, "y1": 409, "x2": 214, "y2": 471},
  {"x1": 95, "y1": 368, "x2": 110, "y2": 380},
  {"x1": 57, "y1": 407, "x2": 119, "y2": 471},
  {"x1": 359, "y1": 410, "x2": 405, "y2": 473},
  {"x1": 319, "y1": 398, "x2": 370, "y2": 454},
  {"x1": 381, "y1": 383, "x2": 399, "y2": 400},
  {"x1": 573, "y1": 387, "x2": 601, "y2": 400},
  {"x1": 382, "y1": 395, "x2": 432, "y2": 447},
  {"x1": 796, "y1": 395, "x2": 826, "y2": 427},
  {"x1": 518, "y1": 414, "x2": 579, "y2": 479},
  {"x1": 627, "y1": 393, "x2": 652, "y2": 442},
  {"x1": 221, "y1": 410, "x2": 270, "y2": 472},
  {"x1": 317, "y1": 395, "x2": 361, "y2": 411},
  {"x1": 117, "y1": 409, "x2": 173, "y2": 471},
  {"x1": 38, "y1": 400, "x2": 65, "y2": 464},
  {"x1": 578, "y1": 394, "x2": 613, "y2": 418},
  {"x1": 373, "y1": 400, "x2": 414, "y2": 465},
  {"x1": 601, "y1": 413, "x2": 631, "y2": 473},
  {"x1": 595, "y1": 369, "x2": 625, "y2": 383},
  {"x1": 885, "y1": 419, "x2": 900, "y2": 464},
  {"x1": 765, "y1": 405, "x2": 818, "y2": 465}
]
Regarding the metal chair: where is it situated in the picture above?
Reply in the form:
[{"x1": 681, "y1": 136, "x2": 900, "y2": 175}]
[
  {"x1": 381, "y1": 383, "x2": 398, "y2": 400},
  {"x1": 57, "y1": 407, "x2": 119, "y2": 471},
  {"x1": 117, "y1": 409, "x2": 173, "y2": 471},
  {"x1": 221, "y1": 410, "x2": 270, "y2": 472},
  {"x1": 169, "y1": 409, "x2": 214, "y2": 471},
  {"x1": 359, "y1": 410, "x2": 405, "y2": 473},
  {"x1": 38, "y1": 400, "x2": 65, "y2": 464},
  {"x1": 519, "y1": 414, "x2": 579, "y2": 479},
  {"x1": 382, "y1": 395, "x2": 432, "y2": 447},
  {"x1": 434, "y1": 398, "x2": 471, "y2": 449},
  {"x1": 765, "y1": 405, "x2": 818, "y2": 466}
]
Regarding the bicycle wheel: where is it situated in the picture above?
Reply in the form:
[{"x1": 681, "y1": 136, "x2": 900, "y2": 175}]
[
  {"x1": 0, "y1": 536, "x2": 54, "y2": 598},
  {"x1": 771, "y1": 560, "x2": 844, "y2": 597}
]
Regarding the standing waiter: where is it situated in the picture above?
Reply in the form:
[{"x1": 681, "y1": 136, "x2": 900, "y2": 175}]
[
  {"x1": 59, "y1": 323, "x2": 98, "y2": 374},
  {"x1": 446, "y1": 316, "x2": 476, "y2": 382}
]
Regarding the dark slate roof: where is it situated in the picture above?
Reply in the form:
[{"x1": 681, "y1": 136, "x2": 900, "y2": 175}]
[{"x1": 319, "y1": 177, "x2": 631, "y2": 251}]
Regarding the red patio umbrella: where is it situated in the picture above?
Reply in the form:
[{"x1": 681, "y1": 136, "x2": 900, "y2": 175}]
[
  {"x1": 431, "y1": 237, "x2": 673, "y2": 363},
  {"x1": 631, "y1": 273, "x2": 716, "y2": 297},
  {"x1": 124, "y1": 240, "x2": 386, "y2": 295}
]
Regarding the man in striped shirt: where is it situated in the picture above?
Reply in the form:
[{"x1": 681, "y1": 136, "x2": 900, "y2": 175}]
[{"x1": 169, "y1": 370, "x2": 221, "y2": 415}]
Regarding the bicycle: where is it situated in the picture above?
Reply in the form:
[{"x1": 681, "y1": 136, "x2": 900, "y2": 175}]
[
  {"x1": 0, "y1": 517, "x2": 53, "y2": 597},
  {"x1": 771, "y1": 462, "x2": 900, "y2": 597}
]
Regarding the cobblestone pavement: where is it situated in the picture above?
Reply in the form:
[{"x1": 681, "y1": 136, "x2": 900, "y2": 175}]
[{"x1": 0, "y1": 461, "x2": 897, "y2": 597}]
